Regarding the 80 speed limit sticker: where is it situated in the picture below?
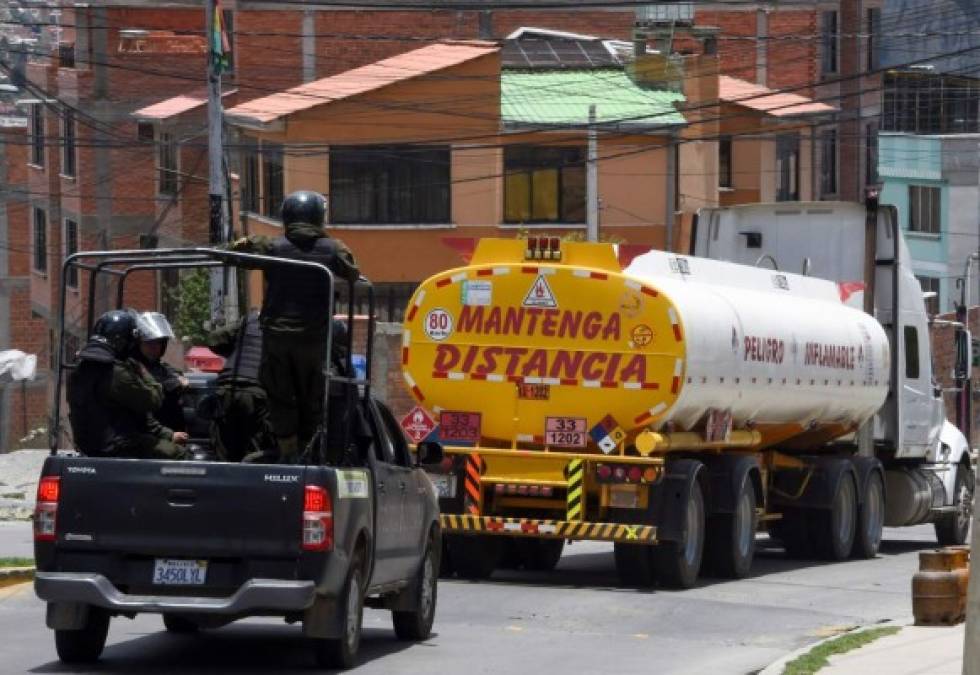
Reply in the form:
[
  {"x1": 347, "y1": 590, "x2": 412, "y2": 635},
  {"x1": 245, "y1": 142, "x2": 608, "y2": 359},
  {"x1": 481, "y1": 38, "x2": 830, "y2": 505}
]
[
  {"x1": 424, "y1": 308, "x2": 453, "y2": 341},
  {"x1": 545, "y1": 417, "x2": 587, "y2": 448}
]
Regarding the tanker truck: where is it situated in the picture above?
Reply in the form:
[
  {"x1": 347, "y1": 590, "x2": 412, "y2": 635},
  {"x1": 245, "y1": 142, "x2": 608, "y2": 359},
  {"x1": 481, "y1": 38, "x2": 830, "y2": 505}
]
[{"x1": 400, "y1": 198, "x2": 974, "y2": 588}]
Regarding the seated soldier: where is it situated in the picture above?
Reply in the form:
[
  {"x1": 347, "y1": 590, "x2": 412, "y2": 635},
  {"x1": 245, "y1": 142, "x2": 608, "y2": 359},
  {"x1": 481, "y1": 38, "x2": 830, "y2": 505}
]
[
  {"x1": 68, "y1": 310, "x2": 189, "y2": 459},
  {"x1": 135, "y1": 312, "x2": 188, "y2": 433},
  {"x1": 207, "y1": 310, "x2": 278, "y2": 463}
]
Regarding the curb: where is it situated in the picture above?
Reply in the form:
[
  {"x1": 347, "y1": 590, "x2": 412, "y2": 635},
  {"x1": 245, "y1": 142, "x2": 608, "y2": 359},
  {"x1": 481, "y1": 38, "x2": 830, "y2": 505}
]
[
  {"x1": 0, "y1": 566, "x2": 35, "y2": 589},
  {"x1": 758, "y1": 620, "x2": 908, "y2": 675}
]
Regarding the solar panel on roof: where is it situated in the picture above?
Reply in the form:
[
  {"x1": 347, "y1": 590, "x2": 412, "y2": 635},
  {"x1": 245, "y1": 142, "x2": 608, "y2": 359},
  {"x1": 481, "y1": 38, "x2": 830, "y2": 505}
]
[{"x1": 501, "y1": 37, "x2": 621, "y2": 69}]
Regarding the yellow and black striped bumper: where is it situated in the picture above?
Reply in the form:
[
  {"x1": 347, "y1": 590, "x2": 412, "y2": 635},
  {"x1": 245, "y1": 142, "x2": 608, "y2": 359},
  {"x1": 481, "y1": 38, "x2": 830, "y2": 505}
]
[{"x1": 440, "y1": 514, "x2": 657, "y2": 544}]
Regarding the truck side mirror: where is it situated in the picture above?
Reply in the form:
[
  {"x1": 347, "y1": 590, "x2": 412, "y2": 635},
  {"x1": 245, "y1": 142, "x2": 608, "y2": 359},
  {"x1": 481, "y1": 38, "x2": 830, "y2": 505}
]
[{"x1": 416, "y1": 441, "x2": 444, "y2": 466}]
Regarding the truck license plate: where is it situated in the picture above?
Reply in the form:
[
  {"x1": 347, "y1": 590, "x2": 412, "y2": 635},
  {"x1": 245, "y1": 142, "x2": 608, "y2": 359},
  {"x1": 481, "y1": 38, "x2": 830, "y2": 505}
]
[
  {"x1": 429, "y1": 474, "x2": 457, "y2": 498},
  {"x1": 152, "y1": 559, "x2": 208, "y2": 586}
]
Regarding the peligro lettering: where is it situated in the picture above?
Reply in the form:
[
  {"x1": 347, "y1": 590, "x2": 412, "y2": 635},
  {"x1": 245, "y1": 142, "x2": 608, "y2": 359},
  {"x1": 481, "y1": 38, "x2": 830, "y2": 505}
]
[{"x1": 434, "y1": 344, "x2": 647, "y2": 382}]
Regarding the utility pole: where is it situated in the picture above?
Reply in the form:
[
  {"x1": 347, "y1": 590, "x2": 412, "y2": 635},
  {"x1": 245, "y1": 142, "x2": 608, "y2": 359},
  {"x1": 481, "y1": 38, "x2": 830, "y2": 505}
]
[
  {"x1": 586, "y1": 104, "x2": 598, "y2": 242},
  {"x1": 206, "y1": 0, "x2": 236, "y2": 324}
]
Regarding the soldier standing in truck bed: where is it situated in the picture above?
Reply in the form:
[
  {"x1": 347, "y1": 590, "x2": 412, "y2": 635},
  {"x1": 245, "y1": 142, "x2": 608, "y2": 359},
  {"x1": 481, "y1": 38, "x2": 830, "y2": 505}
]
[{"x1": 230, "y1": 190, "x2": 360, "y2": 463}]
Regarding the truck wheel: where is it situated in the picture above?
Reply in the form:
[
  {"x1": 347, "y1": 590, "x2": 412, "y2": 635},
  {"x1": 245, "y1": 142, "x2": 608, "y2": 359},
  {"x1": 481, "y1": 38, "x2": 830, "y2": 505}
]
[
  {"x1": 936, "y1": 462, "x2": 974, "y2": 546},
  {"x1": 653, "y1": 478, "x2": 705, "y2": 589},
  {"x1": 614, "y1": 543, "x2": 655, "y2": 588},
  {"x1": 853, "y1": 472, "x2": 885, "y2": 559},
  {"x1": 162, "y1": 614, "x2": 199, "y2": 634},
  {"x1": 393, "y1": 538, "x2": 438, "y2": 641},
  {"x1": 313, "y1": 554, "x2": 364, "y2": 670},
  {"x1": 54, "y1": 607, "x2": 110, "y2": 664},
  {"x1": 517, "y1": 539, "x2": 565, "y2": 572},
  {"x1": 812, "y1": 474, "x2": 857, "y2": 561},
  {"x1": 448, "y1": 535, "x2": 500, "y2": 580},
  {"x1": 706, "y1": 479, "x2": 757, "y2": 578}
]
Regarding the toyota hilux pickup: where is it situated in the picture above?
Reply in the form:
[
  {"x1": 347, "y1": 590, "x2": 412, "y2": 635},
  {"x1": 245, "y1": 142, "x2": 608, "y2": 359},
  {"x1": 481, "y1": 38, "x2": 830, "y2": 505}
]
[{"x1": 34, "y1": 248, "x2": 443, "y2": 669}]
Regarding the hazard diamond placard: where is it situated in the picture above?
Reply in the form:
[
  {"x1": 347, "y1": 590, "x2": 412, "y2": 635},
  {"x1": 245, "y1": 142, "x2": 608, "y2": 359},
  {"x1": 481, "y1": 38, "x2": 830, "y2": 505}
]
[{"x1": 400, "y1": 405, "x2": 436, "y2": 443}]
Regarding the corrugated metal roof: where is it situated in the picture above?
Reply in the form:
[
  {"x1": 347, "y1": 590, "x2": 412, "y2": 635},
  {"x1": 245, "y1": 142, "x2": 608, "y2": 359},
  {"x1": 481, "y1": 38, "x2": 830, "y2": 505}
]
[
  {"x1": 132, "y1": 88, "x2": 237, "y2": 121},
  {"x1": 226, "y1": 41, "x2": 498, "y2": 126},
  {"x1": 501, "y1": 69, "x2": 685, "y2": 128},
  {"x1": 718, "y1": 76, "x2": 836, "y2": 117}
]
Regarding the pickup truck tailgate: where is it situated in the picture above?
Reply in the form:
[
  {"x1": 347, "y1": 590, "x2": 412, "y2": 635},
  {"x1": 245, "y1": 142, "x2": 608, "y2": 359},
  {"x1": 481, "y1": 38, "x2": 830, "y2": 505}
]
[{"x1": 53, "y1": 458, "x2": 307, "y2": 559}]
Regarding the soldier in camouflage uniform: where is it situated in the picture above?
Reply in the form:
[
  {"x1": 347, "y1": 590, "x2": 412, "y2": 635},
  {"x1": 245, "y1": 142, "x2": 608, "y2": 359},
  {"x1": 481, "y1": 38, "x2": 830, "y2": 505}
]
[
  {"x1": 68, "y1": 310, "x2": 190, "y2": 460},
  {"x1": 230, "y1": 190, "x2": 360, "y2": 463},
  {"x1": 206, "y1": 310, "x2": 278, "y2": 463}
]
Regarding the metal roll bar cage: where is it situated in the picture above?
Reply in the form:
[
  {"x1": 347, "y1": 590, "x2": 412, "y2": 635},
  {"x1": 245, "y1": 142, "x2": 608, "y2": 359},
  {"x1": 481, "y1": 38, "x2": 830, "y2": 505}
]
[{"x1": 52, "y1": 247, "x2": 376, "y2": 465}]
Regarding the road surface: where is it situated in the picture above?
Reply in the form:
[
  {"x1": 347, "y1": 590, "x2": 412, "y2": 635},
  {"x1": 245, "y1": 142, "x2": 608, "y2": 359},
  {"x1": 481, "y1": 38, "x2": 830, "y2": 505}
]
[{"x1": 0, "y1": 524, "x2": 936, "y2": 674}]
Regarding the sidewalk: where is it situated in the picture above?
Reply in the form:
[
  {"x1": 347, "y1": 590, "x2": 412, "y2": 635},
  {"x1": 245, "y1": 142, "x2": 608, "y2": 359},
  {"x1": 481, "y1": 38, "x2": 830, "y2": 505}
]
[{"x1": 821, "y1": 624, "x2": 963, "y2": 675}]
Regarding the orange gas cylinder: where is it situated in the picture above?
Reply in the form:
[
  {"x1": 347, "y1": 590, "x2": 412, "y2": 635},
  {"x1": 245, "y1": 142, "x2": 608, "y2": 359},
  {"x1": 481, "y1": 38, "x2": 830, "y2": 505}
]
[{"x1": 912, "y1": 548, "x2": 969, "y2": 626}]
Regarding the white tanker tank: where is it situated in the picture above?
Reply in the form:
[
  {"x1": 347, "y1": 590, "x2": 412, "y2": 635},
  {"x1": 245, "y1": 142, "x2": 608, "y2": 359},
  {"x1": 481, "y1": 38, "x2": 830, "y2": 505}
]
[{"x1": 401, "y1": 239, "x2": 890, "y2": 450}]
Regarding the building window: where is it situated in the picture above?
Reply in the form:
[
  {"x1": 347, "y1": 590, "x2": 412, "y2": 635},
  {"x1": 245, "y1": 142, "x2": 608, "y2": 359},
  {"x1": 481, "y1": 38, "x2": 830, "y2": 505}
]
[
  {"x1": 718, "y1": 136, "x2": 732, "y2": 189},
  {"x1": 820, "y1": 128, "x2": 837, "y2": 197},
  {"x1": 908, "y1": 185, "x2": 941, "y2": 235},
  {"x1": 865, "y1": 123, "x2": 878, "y2": 186},
  {"x1": 62, "y1": 109, "x2": 76, "y2": 177},
  {"x1": 241, "y1": 144, "x2": 259, "y2": 214},
  {"x1": 916, "y1": 275, "x2": 940, "y2": 315},
  {"x1": 504, "y1": 145, "x2": 585, "y2": 224},
  {"x1": 776, "y1": 134, "x2": 799, "y2": 202},
  {"x1": 64, "y1": 219, "x2": 78, "y2": 288},
  {"x1": 30, "y1": 103, "x2": 44, "y2": 166},
  {"x1": 330, "y1": 145, "x2": 450, "y2": 225},
  {"x1": 821, "y1": 11, "x2": 838, "y2": 76},
  {"x1": 158, "y1": 132, "x2": 178, "y2": 196},
  {"x1": 262, "y1": 144, "x2": 284, "y2": 219},
  {"x1": 904, "y1": 325, "x2": 920, "y2": 379},
  {"x1": 33, "y1": 208, "x2": 47, "y2": 273},
  {"x1": 337, "y1": 281, "x2": 418, "y2": 322},
  {"x1": 867, "y1": 8, "x2": 880, "y2": 71},
  {"x1": 883, "y1": 71, "x2": 980, "y2": 134}
]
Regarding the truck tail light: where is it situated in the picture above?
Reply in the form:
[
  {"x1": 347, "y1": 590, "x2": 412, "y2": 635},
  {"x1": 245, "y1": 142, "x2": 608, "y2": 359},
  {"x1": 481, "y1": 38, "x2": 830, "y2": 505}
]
[
  {"x1": 302, "y1": 485, "x2": 333, "y2": 552},
  {"x1": 34, "y1": 476, "x2": 60, "y2": 542}
]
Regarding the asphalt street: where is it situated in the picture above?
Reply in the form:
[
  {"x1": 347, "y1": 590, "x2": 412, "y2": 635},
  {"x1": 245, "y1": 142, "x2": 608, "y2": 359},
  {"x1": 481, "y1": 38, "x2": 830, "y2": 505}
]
[{"x1": 0, "y1": 523, "x2": 937, "y2": 674}]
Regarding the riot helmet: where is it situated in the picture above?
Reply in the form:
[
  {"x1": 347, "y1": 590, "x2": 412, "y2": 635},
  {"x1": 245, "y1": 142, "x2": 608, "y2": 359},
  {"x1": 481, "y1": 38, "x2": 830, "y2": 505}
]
[
  {"x1": 281, "y1": 190, "x2": 326, "y2": 229},
  {"x1": 136, "y1": 312, "x2": 176, "y2": 342},
  {"x1": 92, "y1": 309, "x2": 139, "y2": 357}
]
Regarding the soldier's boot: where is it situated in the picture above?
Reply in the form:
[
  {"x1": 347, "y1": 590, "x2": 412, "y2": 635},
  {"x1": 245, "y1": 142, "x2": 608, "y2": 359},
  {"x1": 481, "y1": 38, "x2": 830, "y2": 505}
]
[{"x1": 278, "y1": 435, "x2": 299, "y2": 465}]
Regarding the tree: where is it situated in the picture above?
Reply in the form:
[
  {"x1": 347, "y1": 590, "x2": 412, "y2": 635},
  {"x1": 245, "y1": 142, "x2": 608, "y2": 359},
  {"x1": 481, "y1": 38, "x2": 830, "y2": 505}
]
[{"x1": 167, "y1": 269, "x2": 211, "y2": 345}]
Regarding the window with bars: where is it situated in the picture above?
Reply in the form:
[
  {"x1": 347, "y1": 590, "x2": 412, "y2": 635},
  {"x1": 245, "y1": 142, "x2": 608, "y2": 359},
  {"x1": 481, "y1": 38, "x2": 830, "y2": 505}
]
[
  {"x1": 262, "y1": 144, "x2": 284, "y2": 219},
  {"x1": 718, "y1": 136, "x2": 732, "y2": 189},
  {"x1": 882, "y1": 71, "x2": 980, "y2": 134},
  {"x1": 821, "y1": 11, "x2": 838, "y2": 76},
  {"x1": 820, "y1": 129, "x2": 838, "y2": 197},
  {"x1": 30, "y1": 104, "x2": 44, "y2": 166},
  {"x1": 908, "y1": 185, "x2": 941, "y2": 235},
  {"x1": 33, "y1": 209, "x2": 47, "y2": 273},
  {"x1": 65, "y1": 219, "x2": 78, "y2": 288},
  {"x1": 503, "y1": 145, "x2": 585, "y2": 224},
  {"x1": 158, "y1": 132, "x2": 178, "y2": 196},
  {"x1": 62, "y1": 110, "x2": 76, "y2": 177},
  {"x1": 776, "y1": 134, "x2": 799, "y2": 202},
  {"x1": 330, "y1": 145, "x2": 450, "y2": 224},
  {"x1": 336, "y1": 281, "x2": 419, "y2": 322},
  {"x1": 241, "y1": 144, "x2": 260, "y2": 214}
]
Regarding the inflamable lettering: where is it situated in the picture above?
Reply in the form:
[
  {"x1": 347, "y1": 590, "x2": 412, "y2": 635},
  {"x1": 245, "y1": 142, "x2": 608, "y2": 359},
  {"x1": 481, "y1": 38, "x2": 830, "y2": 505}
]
[{"x1": 803, "y1": 342, "x2": 857, "y2": 371}]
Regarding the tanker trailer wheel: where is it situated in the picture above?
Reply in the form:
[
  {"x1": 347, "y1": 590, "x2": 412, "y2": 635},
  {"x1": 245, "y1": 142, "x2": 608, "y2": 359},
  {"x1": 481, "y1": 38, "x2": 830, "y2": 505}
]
[
  {"x1": 653, "y1": 478, "x2": 705, "y2": 589},
  {"x1": 768, "y1": 508, "x2": 812, "y2": 558},
  {"x1": 447, "y1": 534, "x2": 501, "y2": 580},
  {"x1": 853, "y1": 472, "x2": 884, "y2": 559},
  {"x1": 811, "y1": 473, "x2": 857, "y2": 561},
  {"x1": 935, "y1": 460, "x2": 974, "y2": 546},
  {"x1": 706, "y1": 478, "x2": 757, "y2": 578},
  {"x1": 515, "y1": 538, "x2": 565, "y2": 572}
]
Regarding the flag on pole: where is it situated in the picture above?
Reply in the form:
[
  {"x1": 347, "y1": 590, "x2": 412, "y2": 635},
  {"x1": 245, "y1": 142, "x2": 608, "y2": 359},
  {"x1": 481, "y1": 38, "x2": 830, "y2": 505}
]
[{"x1": 211, "y1": 0, "x2": 230, "y2": 73}]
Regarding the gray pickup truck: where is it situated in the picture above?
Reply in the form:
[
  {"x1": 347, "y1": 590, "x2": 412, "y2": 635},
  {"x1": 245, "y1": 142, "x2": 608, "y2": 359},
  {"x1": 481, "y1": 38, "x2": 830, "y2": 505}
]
[{"x1": 34, "y1": 248, "x2": 443, "y2": 669}]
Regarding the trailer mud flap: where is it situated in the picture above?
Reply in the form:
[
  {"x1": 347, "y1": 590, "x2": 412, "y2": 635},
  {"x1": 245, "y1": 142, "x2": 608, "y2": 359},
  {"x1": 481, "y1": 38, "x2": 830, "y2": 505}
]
[{"x1": 440, "y1": 515, "x2": 656, "y2": 544}]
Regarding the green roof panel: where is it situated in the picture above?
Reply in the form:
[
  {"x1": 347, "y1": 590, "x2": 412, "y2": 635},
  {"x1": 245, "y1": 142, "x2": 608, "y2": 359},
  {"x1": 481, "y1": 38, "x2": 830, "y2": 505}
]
[{"x1": 501, "y1": 69, "x2": 686, "y2": 129}]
